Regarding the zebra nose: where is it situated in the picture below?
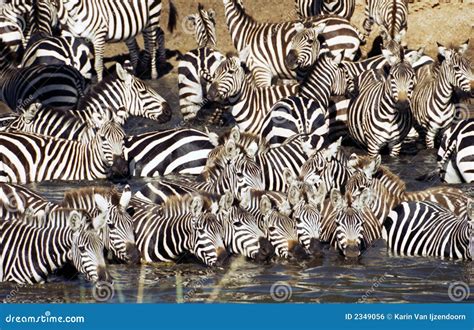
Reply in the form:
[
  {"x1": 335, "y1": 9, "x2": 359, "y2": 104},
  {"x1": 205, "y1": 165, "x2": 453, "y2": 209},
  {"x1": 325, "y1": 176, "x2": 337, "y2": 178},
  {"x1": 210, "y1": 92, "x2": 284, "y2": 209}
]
[
  {"x1": 216, "y1": 247, "x2": 230, "y2": 266},
  {"x1": 285, "y1": 50, "x2": 299, "y2": 70},
  {"x1": 97, "y1": 265, "x2": 112, "y2": 283},
  {"x1": 158, "y1": 102, "x2": 172, "y2": 123},
  {"x1": 108, "y1": 156, "x2": 130, "y2": 182},
  {"x1": 308, "y1": 238, "x2": 324, "y2": 258},
  {"x1": 125, "y1": 242, "x2": 141, "y2": 264},
  {"x1": 288, "y1": 240, "x2": 308, "y2": 260},
  {"x1": 344, "y1": 244, "x2": 360, "y2": 259},
  {"x1": 208, "y1": 83, "x2": 220, "y2": 101},
  {"x1": 255, "y1": 237, "x2": 275, "y2": 262}
]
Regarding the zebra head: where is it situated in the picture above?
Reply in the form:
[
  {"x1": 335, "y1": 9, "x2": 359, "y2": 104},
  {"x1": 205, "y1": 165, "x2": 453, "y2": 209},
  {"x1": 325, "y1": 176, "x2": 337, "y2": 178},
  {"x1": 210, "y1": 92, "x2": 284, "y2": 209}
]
[
  {"x1": 95, "y1": 119, "x2": 129, "y2": 181},
  {"x1": 329, "y1": 188, "x2": 373, "y2": 259},
  {"x1": 94, "y1": 186, "x2": 140, "y2": 264},
  {"x1": 115, "y1": 63, "x2": 171, "y2": 124},
  {"x1": 67, "y1": 210, "x2": 112, "y2": 283},
  {"x1": 185, "y1": 4, "x2": 217, "y2": 48},
  {"x1": 207, "y1": 50, "x2": 248, "y2": 103},
  {"x1": 189, "y1": 195, "x2": 228, "y2": 266},
  {"x1": 219, "y1": 191, "x2": 274, "y2": 262},
  {"x1": 438, "y1": 41, "x2": 473, "y2": 94},
  {"x1": 260, "y1": 195, "x2": 306, "y2": 259},
  {"x1": 286, "y1": 22, "x2": 326, "y2": 71},
  {"x1": 289, "y1": 182, "x2": 326, "y2": 257},
  {"x1": 382, "y1": 49, "x2": 416, "y2": 109}
]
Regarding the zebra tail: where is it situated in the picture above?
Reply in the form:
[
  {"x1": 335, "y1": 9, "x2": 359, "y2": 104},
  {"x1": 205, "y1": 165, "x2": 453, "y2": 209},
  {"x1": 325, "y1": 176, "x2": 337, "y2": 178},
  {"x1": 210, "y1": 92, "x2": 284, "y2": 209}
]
[{"x1": 167, "y1": 0, "x2": 178, "y2": 33}]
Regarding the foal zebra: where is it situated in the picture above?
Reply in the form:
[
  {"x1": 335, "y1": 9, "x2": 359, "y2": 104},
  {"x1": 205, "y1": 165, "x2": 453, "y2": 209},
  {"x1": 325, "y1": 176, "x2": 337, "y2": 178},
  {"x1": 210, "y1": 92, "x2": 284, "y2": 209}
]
[
  {"x1": 348, "y1": 50, "x2": 417, "y2": 156},
  {"x1": 295, "y1": 0, "x2": 356, "y2": 20},
  {"x1": 1, "y1": 211, "x2": 111, "y2": 284},
  {"x1": 383, "y1": 201, "x2": 473, "y2": 260},
  {"x1": 54, "y1": 0, "x2": 178, "y2": 81},
  {"x1": 0, "y1": 119, "x2": 128, "y2": 183},
  {"x1": 411, "y1": 41, "x2": 473, "y2": 148},
  {"x1": 223, "y1": 0, "x2": 363, "y2": 86}
]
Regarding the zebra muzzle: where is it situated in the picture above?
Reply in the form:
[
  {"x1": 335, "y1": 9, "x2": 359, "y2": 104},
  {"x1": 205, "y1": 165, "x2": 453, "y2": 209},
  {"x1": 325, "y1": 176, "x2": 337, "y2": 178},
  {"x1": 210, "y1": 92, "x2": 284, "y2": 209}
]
[
  {"x1": 125, "y1": 242, "x2": 141, "y2": 264},
  {"x1": 108, "y1": 156, "x2": 130, "y2": 182},
  {"x1": 157, "y1": 102, "x2": 172, "y2": 123},
  {"x1": 97, "y1": 265, "x2": 112, "y2": 284},
  {"x1": 207, "y1": 83, "x2": 221, "y2": 102},
  {"x1": 285, "y1": 50, "x2": 299, "y2": 70},
  {"x1": 343, "y1": 244, "x2": 360, "y2": 259},
  {"x1": 288, "y1": 240, "x2": 308, "y2": 260},
  {"x1": 216, "y1": 247, "x2": 230, "y2": 266},
  {"x1": 254, "y1": 237, "x2": 275, "y2": 262},
  {"x1": 308, "y1": 238, "x2": 324, "y2": 258}
]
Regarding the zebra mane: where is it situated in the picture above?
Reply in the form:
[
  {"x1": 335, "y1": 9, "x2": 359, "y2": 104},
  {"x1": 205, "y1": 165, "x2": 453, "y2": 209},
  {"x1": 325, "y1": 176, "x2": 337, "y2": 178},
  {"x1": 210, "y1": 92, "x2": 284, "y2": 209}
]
[
  {"x1": 77, "y1": 71, "x2": 120, "y2": 109},
  {"x1": 158, "y1": 193, "x2": 215, "y2": 216},
  {"x1": 61, "y1": 186, "x2": 121, "y2": 207},
  {"x1": 228, "y1": 0, "x2": 256, "y2": 24},
  {"x1": 390, "y1": 0, "x2": 397, "y2": 38}
]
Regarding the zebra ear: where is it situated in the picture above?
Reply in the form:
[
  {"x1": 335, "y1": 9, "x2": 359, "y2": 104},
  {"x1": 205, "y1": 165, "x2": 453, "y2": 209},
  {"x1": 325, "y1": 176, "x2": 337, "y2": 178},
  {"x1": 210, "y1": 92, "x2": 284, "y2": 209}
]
[
  {"x1": 246, "y1": 142, "x2": 258, "y2": 158},
  {"x1": 311, "y1": 183, "x2": 326, "y2": 208},
  {"x1": 219, "y1": 191, "x2": 234, "y2": 212},
  {"x1": 23, "y1": 103, "x2": 41, "y2": 124},
  {"x1": 230, "y1": 126, "x2": 241, "y2": 142},
  {"x1": 206, "y1": 128, "x2": 219, "y2": 146},
  {"x1": 224, "y1": 139, "x2": 238, "y2": 160},
  {"x1": 347, "y1": 153, "x2": 359, "y2": 169},
  {"x1": 208, "y1": 9, "x2": 216, "y2": 22},
  {"x1": 190, "y1": 196, "x2": 204, "y2": 217},
  {"x1": 260, "y1": 195, "x2": 272, "y2": 215},
  {"x1": 323, "y1": 138, "x2": 341, "y2": 161},
  {"x1": 120, "y1": 185, "x2": 131, "y2": 209},
  {"x1": 185, "y1": 14, "x2": 197, "y2": 30},
  {"x1": 238, "y1": 46, "x2": 251, "y2": 65},
  {"x1": 116, "y1": 63, "x2": 133, "y2": 86},
  {"x1": 68, "y1": 211, "x2": 85, "y2": 232},
  {"x1": 294, "y1": 22, "x2": 305, "y2": 34},
  {"x1": 467, "y1": 199, "x2": 474, "y2": 221},
  {"x1": 363, "y1": 155, "x2": 381, "y2": 178},
  {"x1": 239, "y1": 187, "x2": 251, "y2": 209},
  {"x1": 92, "y1": 211, "x2": 107, "y2": 231},
  {"x1": 288, "y1": 184, "x2": 301, "y2": 206},
  {"x1": 458, "y1": 40, "x2": 469, "y2": 55},
  {"x1": 283, "y1": 168, "x2": 296, "y2": 187},
  {"x1": 437, "y1": 42, "x2": 447, "y2": 58},
  {"x1": 333, "y1": 50, "x2": 344, "y2": 64},
  {"x1": 313, "y1": 22, "x2": 326, "y2": 35},
  {"x1": 330, "y1": 189, "x2": 344, "y2": 210},
  {"x1": 94, "y1": 194, "x2": 109, "y2": 214}
]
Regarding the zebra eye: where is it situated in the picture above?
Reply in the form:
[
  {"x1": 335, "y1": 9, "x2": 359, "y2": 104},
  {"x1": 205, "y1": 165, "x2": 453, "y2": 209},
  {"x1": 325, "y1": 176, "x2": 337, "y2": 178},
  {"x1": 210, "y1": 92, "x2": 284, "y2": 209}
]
[
  {"x1": 308, "y1": 38, "x2": 314, "y2": 44},
  {"x1": 268, "y1": 226, "x2": 276, "y2": 232},
  {"x1": 452, "y1": 65, "x2": 460, "y2": 71},
  {"x1": 233, "y1": 221, "x2": 243, "y2": 228},
  {"x1": 236, "y1": 172, "x2": 244, "y2": 178},
  {"x1": 78, "y1": 246, "x2": 86, "y2": 253},
  {"x1": 108, "y1": 222, "x2": 116, "y2": 229}
]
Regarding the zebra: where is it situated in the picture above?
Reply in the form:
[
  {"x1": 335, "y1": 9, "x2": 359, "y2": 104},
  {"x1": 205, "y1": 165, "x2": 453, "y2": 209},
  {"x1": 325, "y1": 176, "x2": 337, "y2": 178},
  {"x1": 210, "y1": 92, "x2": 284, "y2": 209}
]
[
  {"x1": 223, "y1": 0, "x2": 363, "y2": 86},
  {"x1": 0, "y1": 39, "x2": 86, "y2": 111},
  {"x1": 436, "y1": 119, "x2": 474, "y2": 184},
  {"x1": 411, "y1": 41, "x2": 473, "y2": 148},
  {"x1": 295, "y1": 0, "x2": 356, "y2": 20},
  {"x1": 185, "y1": 4, "x2": 217, "y2": 48},
  {"x1": 287, "y1": 181, "x2": 326, "y2": 256},
  {"x1": 21, "y1": 31, "x2": 94, "y2": 80},
  {"x1": 347, "y1": 49, "x2": 417, "y2": 156},
  {"x1": 60, "y1": 185, "x2": 140, "y2": 264},
  {"x1": 0, "y1": 13, "x2": 25, "y2": 53},
  {"x1": 217, "y1": 191, "x2": 275, "y2": 261},
  {"x1": 77, "y1": 62, "x2": 171, "y2": 125},
  {"x1": 125, "y1": 128, "x2": 217, "y2": 177},
  {"x1": 0, "y1": 118, "x2": 129, "y2": 183},
  {"x1": 259, "y1": 96, "x2": 329, "y2": 151},
  {"x1": 1, "y1": 210, "x2": 111, "y2": 284},
  {"x1": 346, "y1": 154, "x2": 470, "y2": 222},
  {"x1": 54, "y1": 0, "x2": 178, "y2": 81},
  {"x1": 362, "y1": 0, "x2": 408, "y2": 41},
  {"x1": 0, "y1": 1, "x2": 29, "y2": 50},
  {"x1": 178, "y1": 47, "x2": 226, "y2": 122},
  {"x1": 131, "y1": 194, "x2": 229, "y2": 266},
  {"x1": 207, "y1": 51, "x2": 298, "y2": 134},
  {"x1": 321, "y1": 188, "x2": 381, "y2": 258},
  {"x1": 383, "y1": 201, "x2": 473, "y2": 260}
]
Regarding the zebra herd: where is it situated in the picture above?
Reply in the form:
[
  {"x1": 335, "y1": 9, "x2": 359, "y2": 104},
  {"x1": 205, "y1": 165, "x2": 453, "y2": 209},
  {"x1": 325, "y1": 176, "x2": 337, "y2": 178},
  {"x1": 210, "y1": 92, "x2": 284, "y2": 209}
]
[{"x1": 0, "y1": 0, "x2": 472, "y2": 288}]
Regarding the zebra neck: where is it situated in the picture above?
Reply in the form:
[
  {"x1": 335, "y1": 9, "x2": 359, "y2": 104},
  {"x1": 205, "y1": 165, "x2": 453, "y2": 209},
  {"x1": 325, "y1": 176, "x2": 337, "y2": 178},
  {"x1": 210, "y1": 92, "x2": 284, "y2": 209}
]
[
  {"x1": 42, "y1": 226, "x2": 73, "y2": 273},
  {"x1": 300, "y1": 64, "x2": 332, "y2": 108},
  {"x1": 223, "y1": 0, "x2": 257, "y2": 50},
  {"x1": 81, "y1": 78, "x2": 128, "y2": 122},
  {"x1": 432, "y1": 64, "x2": 457, "y2": 109},
  {"x1": 85, "y1": 137, "x2": 110, "y2": 177}
]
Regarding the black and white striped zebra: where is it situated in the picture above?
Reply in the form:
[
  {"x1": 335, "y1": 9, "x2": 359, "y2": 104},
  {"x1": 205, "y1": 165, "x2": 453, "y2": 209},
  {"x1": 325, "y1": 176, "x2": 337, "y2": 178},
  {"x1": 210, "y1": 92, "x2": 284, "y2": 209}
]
[
  {"x1": 185, "y1": 3, "x2": 217, "y2": 48},
  {"x1": 178, "y1": 48, "x2": 226, "y2": 121},
  {"x1": 77, "y1": 63, "x2": 171, "y2": 125},
  {"x1": 124, "y1": 128, "x2": 217, "y2": 177},
  {"x1": 259, "y1": 96, "x2": 329, "y2": 150},
  {"x1": 0, "y1": 1, "x2": 29, "y2": 50},
  {"x1": 0, "y1": 118, "x2": 128, "y2": 183},
  {"x1": 347, "y1": 50, "x2": 417, "y2": 156},
  {"x1": 321, "y1": 188, "x2": 382, "y2": 258},
  {"x1": 1, "y1": 210, "x2": 111, "y2": 284},
  {"x1": 22, "y1": 31, "x2": 94, "y2": 80},
  {"x1": 54, "y1": 0, "x2": 178, "y2": 81},
  {"x1": 0, "y1": 12, "x2": 25, "y2": 53},
  {"x1": 0, "y1": 39, "x2": 86, "y2": 111},
  {"x1": 131, "y1": 194, "x2": 228, "y2": 266},
  {"x1": 207, "y1": 52, "x2": 297, "y2": 133},
  {"x1": 223, "y1": 0, "x2": 363, "y2": 86},
  {"x1": 295, "y1": 0, "x2": 356, "y2": 20},
  {"x1": 411, "y1": 41, "x2": 473, "y2": 148},
  {"x1": 383, "y1": 201, "x2": 473, "y2": 260},
  {"x1": 437, "y1": 119, "x2": 474, "y2": 184},
  {"x1": 362, "y1": 0, "x2": 408, "y2": 41}
]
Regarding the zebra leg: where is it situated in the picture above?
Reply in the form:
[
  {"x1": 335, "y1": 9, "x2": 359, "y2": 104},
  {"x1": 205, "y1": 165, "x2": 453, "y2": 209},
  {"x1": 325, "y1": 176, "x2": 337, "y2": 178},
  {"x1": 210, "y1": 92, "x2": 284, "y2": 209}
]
[
  {"x1": 143, "y1": 28, "x2": 158, "y2": 80},
  {"x1": 362, "y1": 15, "x2": 374, "y2": 36},
  {"x1": 157, "y1": 28, "x2": 166, "y2": 64},
  {"x1": 389, "y1": 143, "x2": 402, "y2": 157},
  {"x1": 125, "y1": 38, "x2": 140, "y2": 72},
  {"x1": 92, "y1": 35, "x2": 106, "y2": 82},
  {"x1": 425, "y1": 129, "x2": 437, "y2": 149}
]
